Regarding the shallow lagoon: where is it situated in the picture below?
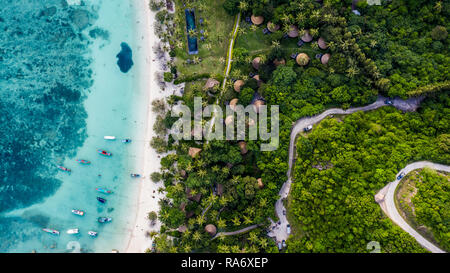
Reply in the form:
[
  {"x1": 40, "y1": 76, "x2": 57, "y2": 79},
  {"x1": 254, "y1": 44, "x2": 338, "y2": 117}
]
[{"x1": 0, "y1": 0, "x2": 148, "y2": 252}]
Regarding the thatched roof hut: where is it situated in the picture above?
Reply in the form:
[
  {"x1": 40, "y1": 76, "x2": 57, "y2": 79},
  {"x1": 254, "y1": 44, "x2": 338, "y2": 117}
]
[
  {"x1": 203, "y1": 78, "x2": 220, "y2": 90},
  {"x1": 301, "y1": 30, "x2": 313, "y2": 42},
  {"x1": 179, "y1": 202, "x2": 186, "y2": 212},
  {"x1": 205, "y1": 224, "x2": 217, "y2": 236},
  {"x1": 267, "y1": 21, "x2": 280, "y2": 32},
  {"x1": 257, "y1": 178, "x2": 264, "y2": 189},
  {"x1": 318, "y1": 37, "x2": 328, "y2": 49},
  {"x1": 252, "y1": 57, "x2": 261, "y2": 70},
  {"x1": 225, "y1": 115, "x2": 234, "y2": 125},
  {"x1": 321, "y1": 53, "x2": 331, "y2": 64},
  {"x1": 253, "y1": 99, "x2": 265, "y2": 113},
  {"x1": 251, "y1": 15, "x2": 264, "y2": 25},
  {"x1": 186, "y1": 188, "x2": 202, "y2": 202},
  {"x1": 296, "y1": 53, "x2": 310, "y2": 66},
  {"x1": 273, "y1": 58, "x2": 286, "y2": 67},
  {"x1": 238, "y1": 141, "x2": 248, "y2": 155},
  {"x1": 230, "y1": 98, "x2": 239, "y2": 111},
  {"x1": 253, "y1": 74, "x2": 263, "y2": 87},
  {"x1": 234, "y1": 80, "x2": 245, "y2": 92},
  {"x1": 288, "y1": 25, "x2": 299, "y2": 38},
  {"x1": 188, "y1": 147, "x2": 202, "y2": 158},
  {"x1": 177, "y1": 225, "x2": 187, "y2": 233},
  {"x1": 216, "y1": 183, "x2": 224, "y2": 196}
]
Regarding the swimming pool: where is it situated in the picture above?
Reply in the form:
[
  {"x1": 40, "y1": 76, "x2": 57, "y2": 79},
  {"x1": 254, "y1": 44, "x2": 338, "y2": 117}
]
[{"x1": 184, "y1": 9, "x2": 198, "y2": 55}]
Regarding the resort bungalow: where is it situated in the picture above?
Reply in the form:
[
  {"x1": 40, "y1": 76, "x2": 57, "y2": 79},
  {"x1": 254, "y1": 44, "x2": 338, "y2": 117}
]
[
  {"x1": 188, "y1": 147, "x2": 202, "y2": 158},
  {"x1": 321, "y1": 53, "x2": 331, "y2": 65},
  {"x1": 287, "y1": 25, "x2": 299, "y2": 38},
  {"x1": 267, "y1": 21, "x2": 280, "y2": 33},
  {"x1": 273, "y1": 58, "x2": 286, "y2": 67},
  {"x1": 229, "y1": 98, "x2": 239, "y2": 111},
  {"x1": 253, "y1": 74, "x2": 263, "y2": 87},
  {"x1": 238, "y1": 141, "x2": 248, "y2": 155},
  {"x1": 205, "y1": 224, "x2": 217, "y2": 236},
  {"x1": 257, "y1": 178, "x2": 264, "y2": 189},
  {"x1": 251, "y1": 15, "x2": 264, "y2": 26},
  {"x1": 318, "y1": 37, "x2": 328, "y2": 49},
  {"x1": 252, "y1": 57, "x2": 261, "y2": 70},
  {"x1": 234, "y1": 79, "x2": 245, "y2": 92},
  {"x1": 203, "y1": 78, "x2": 219, "y2": 90},
  {"x1": 301, "y1": 30, "x2": 313, "y2": 43},
  {"x1": 296, "y1": 53, "x2": 310, "y2": 66}
]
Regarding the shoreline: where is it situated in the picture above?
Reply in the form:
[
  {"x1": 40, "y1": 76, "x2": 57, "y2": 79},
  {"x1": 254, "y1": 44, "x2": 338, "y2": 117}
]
[{"x1": 124, "y1": 0, "x2": 163, "y2": 253}]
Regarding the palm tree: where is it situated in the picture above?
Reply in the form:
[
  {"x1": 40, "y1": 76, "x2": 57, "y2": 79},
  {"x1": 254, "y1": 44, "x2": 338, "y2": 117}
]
[
  {"x1": 231, "y1": 245, "x2": 241, "y2": 253},
  {"x1": 192, "y1": 231, "x2": 201, "y2": 241},
  {"x1": 219, "y1": 57, "x2": 225, "y2": 64},
  {"x1": 192, "y1": 56, "x2": 200, "y2": 64},
  {"x1": 238, "y1": 1, "x2": 249, "y2": 11},
  {"x1": 346, "y1": 66, "x2": 359, "y2": 78},
  {"x1": 217, "y1": 218, "x2": 227, "y2": 229},
  {"x1": 222, "y1": 167, "x2": 230, "y2": 176},
  {"x1": 188, "y1": 29, "x2": 197, "y2": 37},
  {"x1": 176, "y1": 41, "x2": 183, "y2": 49},
  {"x1": 243, "y1": 215, "x2": 253, "y2": 225},
  {"x1": 232, "y1": 216, "x2": 241, "y2": 226},
  {"x1": 271, "y1": 40, "x2": 280, "y2": 49},
  {"x1": 258, "y1": 238, "x2": 268, "y2": 248},
  {"x1": 204, "y1": 43, "x2": 212, "y2": 50},
  {"x1": 197, "y1": 169, "x2": 207, "y2": 178},
  {"x1": 250, "y1": 25, "x2": 258, "y2": 32},
  {"x1": 369, "y1": 40, "x2": 377, "y2": 48},
  {"x1": 259, "y1": 198, "x2": 267, "y2": 207},
  {"x1": 217, "y1": 244, "x2": 230, "y2": 253},
  {"x1": 184, "y1": 245, "x2": 192, "y2": 253},
  {"x1": 219, "y1": 196, "x2": 228, "y2": 207},
  {"x1": 248, "y1": 232, "x2": 258, "y2": 243},
  {"x1": 196, "y1": 215, "x2": 205, "y2": 225}
]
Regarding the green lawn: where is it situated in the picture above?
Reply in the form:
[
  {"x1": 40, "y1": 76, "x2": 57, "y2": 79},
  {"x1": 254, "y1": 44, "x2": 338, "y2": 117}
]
[{"x1": 173, "y1": 0, "x2": 235, "y2": 78}]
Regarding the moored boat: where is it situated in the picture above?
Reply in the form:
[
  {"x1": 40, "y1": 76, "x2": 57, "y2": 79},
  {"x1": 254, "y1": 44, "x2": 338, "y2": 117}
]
[
  {"x1": 76, "y1": 159, "x2": 91, "y2": 164},
  {"x1": 122, "y1": 139, "x2": 132, "y2": 143},
  {"x1": 67, "y1": 228, "x2": 79, "y2": 234},
  {"x1": 130, "y1": 174, "x2": 141, "y2": 178},
  {"x1": 98, "y1": 217, "x2": 112, "y2": 223},
  {"x1": 96, "y1": 187, "x2": 112, "y2": 194},
  {"x1": 57, "y1": 166, "x2": 71, "y2": 172},
  {"x1": 88, "y1": 231, "x2": 98, "y2": 237},
  {"x1": 43, "y1": 228, "x2": 59, "y2": 235},
  {"x1": 104, "y1": 136, "x2": 116, "y2": 140},
  {"x1": 97, "y1": 197, "x2": 106, "y2": 203},
  {"x1": 97, "y1": 149, "x2": 112, "y2": 156},
  {"x1": 71, "y1": 209, "x2": 85, "y2": 216}
]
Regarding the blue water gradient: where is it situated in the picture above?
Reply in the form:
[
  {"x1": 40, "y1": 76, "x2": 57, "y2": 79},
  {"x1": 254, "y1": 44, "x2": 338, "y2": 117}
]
[{"x1": 0, "y1": 0, "x2": 144, "y2": 252}]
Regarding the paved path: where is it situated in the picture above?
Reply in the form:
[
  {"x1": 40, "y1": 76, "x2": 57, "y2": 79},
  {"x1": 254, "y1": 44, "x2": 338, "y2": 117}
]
[
  {"x1": 375, "y1": 161, "x2": 449, "y2": 253},
  {"x1": 212, "y1": 224, "x2": 260, "y2": 240},
  {"x1": 267, "y1": 96, "x2": 423, "y2": 243}
]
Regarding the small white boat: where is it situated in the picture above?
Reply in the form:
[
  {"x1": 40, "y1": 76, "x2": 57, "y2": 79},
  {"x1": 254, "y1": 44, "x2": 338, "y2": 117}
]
[
  {"x1": 67, "y1": 229, "x2": 79, "y2": 234},
  {"x1": 104, "y1": 136, "x2": 116, "y2": 140},
  {"x1": 88, "y1": 231, "x2": 98, "y2": 237}
]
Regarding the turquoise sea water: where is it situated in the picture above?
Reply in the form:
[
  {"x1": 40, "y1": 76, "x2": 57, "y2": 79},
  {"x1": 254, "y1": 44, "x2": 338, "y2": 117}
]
[{"x1": 0, "y1": 0, "x2": 148, "y2": 252}]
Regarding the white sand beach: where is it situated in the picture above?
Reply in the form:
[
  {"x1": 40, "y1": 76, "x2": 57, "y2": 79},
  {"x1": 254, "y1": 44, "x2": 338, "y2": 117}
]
[{"x1": 125, "y1": 1, "x2": 165, "y2": 253}]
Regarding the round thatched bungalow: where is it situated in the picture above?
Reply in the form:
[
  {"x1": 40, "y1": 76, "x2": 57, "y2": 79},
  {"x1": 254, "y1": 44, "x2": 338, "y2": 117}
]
[
  {"x1": 205, "y1": 224, "x2": 217, "y2": 236},
  {"x1": 253, "y1": 74, "x2": 263, "y2": 87},
  {"x1": 203, "y1": 78, "x2": 219, "y2": 90},
  {"x1": 301, "y1": 30, "x2": 313, "y2": 42},
  {"x1": 229, "y1": 98, "x2": 239, "y2": 111},
  {"x1": 188, "y1": 147, "x2": 202, "y2": 158},
  {"x1": 267, "y1": 21, "x2": 280, "y2": 32},
  {"x1": 257, "y1": 178, "x2": 264, "y2": 189},
  {"x1": 253, "y1": 99, "x2": 265, "y2": 113},
  {"x1": 321, "y1": 53, "x2": 331, "y2": 65},
  {"x1": 296, "y1": 53, "x2": 310, "y2": 66},
  {"x1": 318, "y1": 37, "x2": 328, "y2": 49},
  {"x1": 238, "y1": 141, "x2": 248, "y2": 155},
  {"x1": 273, "y1": 58, "x2": 286, "y2": 67},
  {"x1": 288, "y1": 25, "x2": 299, "y2": 38},
  {"x1": 234, "y1": 80, "x2": 245, "y2": 92},
  {"x1": 252, "y1": 57, "x2": 261, "y2": 70},
  {"x1": 251, "y1": 15, "x2": 264, "y2": 25},
  {"x1": 225, "y1": 115, "x2": 234, "y2": 125}
]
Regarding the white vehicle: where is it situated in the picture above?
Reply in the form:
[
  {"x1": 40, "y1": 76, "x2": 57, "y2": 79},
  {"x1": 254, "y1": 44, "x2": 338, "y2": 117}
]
[
  {"x1": 104, "y1": 136, "x2": 116, "y2": 140},
  {"x1": 277, "y1": 241, "x2": 282, "y2": 250},
  {"x1": 303, "y1": 125, "x2": 313, "y2": 132},
  {"x1": 286, "y1": 224, "x2": 291, "y2": 235},
  {"x1": 67, "y1": 228, "x2": 79, "y2": 234}
]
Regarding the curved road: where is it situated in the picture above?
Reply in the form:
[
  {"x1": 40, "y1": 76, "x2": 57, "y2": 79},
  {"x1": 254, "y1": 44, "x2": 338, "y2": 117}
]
[
  {"x1": 375, "y1": 161, "x2": 449, "y2": 253},
  {"x1": 267, "y1": 96, "x2": 441, "y2": 253},
  {"x1": 212, "y1": 224, "x2": 260, "y2": 240}
]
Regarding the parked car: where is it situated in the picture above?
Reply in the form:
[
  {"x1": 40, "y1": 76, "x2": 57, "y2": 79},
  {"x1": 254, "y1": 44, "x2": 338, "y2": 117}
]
[
  {"x1": 397, "y1": 172, "x2": 406, "y2": 180},
  {"x1": 283, "y1": 210, "x2": 286, "y2": 215},
  {"x1": 277, "y1": 241, "x2": 282, "y2": 250},
  {"x1": 282, "y1": 240, "x2": 287, "y2": 248},
  {"x1": 303, "y1": 125, "x2": 313, "y2": 132},
  {"x1": 286, "y1": 224, "x2": 291, "y2": 235},
  {"x1": 384, "y1": 99, "x2": 393, "y2": 105}
]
